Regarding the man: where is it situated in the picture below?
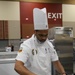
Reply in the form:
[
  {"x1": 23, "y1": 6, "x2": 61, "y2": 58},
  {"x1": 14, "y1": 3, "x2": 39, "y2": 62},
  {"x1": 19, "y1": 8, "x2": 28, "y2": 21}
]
[{"x1": 14, "y1": 8, "x2": 66, "y2": 75}]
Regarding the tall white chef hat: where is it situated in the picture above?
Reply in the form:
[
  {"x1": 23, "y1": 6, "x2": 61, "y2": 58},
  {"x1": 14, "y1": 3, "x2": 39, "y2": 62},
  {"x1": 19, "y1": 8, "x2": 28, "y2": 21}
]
[{"x1": 33, "y1": 8, "x2": 48, "y2": 30}]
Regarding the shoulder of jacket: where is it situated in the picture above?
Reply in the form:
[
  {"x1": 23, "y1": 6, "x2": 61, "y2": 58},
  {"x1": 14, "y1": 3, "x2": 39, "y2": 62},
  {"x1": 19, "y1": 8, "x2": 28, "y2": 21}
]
[
  {"x1": 47, "y1": 39, "x2": 54, "y2": 48},
  {"x1": 21, "y1": 39, "x2": 31, "y2": 48}
]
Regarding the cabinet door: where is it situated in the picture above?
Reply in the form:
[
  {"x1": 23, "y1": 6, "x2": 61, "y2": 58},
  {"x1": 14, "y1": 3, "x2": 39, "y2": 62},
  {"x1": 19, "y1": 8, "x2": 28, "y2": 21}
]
[
  {"x1": 0, "y1": 21, "x2": 8, "y2": 39},
  {"x1": 0, "y1": 21, "x2": 3, "y2": 39},
  {"x1": 4, "y1": 21, "x2": 8, "y2": 39},
  {"x1": 8, "y1": 21, "x2": 21, "y2": 39}
]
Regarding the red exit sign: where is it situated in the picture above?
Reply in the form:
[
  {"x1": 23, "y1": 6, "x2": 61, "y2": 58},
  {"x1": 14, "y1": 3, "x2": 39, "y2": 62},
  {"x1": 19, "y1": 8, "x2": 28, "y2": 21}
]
[{"x1": 20, "y1": 2, "x2": 62, "y2": 24}]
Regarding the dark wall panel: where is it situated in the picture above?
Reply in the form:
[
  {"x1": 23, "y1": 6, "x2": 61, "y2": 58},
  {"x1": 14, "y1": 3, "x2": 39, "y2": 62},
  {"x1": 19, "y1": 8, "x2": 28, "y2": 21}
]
[
  {"x1": 20, "y1": 2, "x2": 62, "y2": 38},
  {"x1": 20, "y1": 2, "x2": 62, "y2": 24}
]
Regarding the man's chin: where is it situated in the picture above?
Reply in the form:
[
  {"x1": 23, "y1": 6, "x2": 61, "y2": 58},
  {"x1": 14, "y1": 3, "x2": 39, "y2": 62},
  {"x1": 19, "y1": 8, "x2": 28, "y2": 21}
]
[
  {"x1": 36, "y1": 38, "x2": 46, "y2": 44},
  {"x1": 39, "y1": 40, "x2": 46, "y2": 44}
]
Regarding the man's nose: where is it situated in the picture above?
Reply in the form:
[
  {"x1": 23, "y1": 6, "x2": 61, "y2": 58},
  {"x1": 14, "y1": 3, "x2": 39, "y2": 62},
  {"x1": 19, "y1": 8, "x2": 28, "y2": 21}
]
[{"x1": 42, "y1": 36, "x2": 47, "y2": 40}]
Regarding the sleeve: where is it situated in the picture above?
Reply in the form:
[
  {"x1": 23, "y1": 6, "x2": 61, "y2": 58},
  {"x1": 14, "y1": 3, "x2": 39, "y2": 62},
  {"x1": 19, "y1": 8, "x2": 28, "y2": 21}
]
[
  {"x1": 15, "y1": 43, "x2": 30, "y2": 63},
  {"x1": 51, "y1": 48, "x2": 59, "y2": 62},
  {"x1": 48, "y1": 40, "x2": 59, "y2": 61}
]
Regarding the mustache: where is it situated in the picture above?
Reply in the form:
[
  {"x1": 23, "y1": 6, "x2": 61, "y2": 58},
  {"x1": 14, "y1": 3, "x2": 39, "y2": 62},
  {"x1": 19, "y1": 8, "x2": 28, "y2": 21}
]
[{"x1": 40, "y1": 39, "x2": 46, "y2": 42}]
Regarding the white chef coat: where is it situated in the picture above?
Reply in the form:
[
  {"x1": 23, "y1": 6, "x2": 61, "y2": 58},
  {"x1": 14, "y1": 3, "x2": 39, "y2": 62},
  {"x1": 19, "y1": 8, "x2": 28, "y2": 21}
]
[{"x1": 16, "y1": 34, "x2": 59, "y2": 75}]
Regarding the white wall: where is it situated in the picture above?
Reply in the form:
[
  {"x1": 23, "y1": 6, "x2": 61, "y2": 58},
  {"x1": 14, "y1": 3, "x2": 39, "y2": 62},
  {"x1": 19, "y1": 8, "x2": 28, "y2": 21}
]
[
  {"x1": 62, "y1": 4, "x2": 75, "y2": 22},
  {"x1": 0, "y1": 1, "x2": 20, "y2": 20},
  {"x1": 62, "y1": 4, "x2": 75, "y2": 37}
]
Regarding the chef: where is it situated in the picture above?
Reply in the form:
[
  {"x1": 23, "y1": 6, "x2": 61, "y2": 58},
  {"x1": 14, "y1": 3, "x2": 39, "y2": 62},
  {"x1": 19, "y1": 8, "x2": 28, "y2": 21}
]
[{"x1": 14, "y1": 8, "x2": 66, "y2": 75}]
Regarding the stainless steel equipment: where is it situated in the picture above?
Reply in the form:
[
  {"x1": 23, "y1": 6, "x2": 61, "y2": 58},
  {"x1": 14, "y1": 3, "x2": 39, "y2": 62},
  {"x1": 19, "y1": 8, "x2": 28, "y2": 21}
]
[
  {"x1": 0, "y1": 52, "x2": 18, "y2": 75},
  {"x1": 48, "y1": 27, "x2": 73, "y2": 75},
  {"x1": 48, "y1": 27, "x2": 73, "y2": 40}
]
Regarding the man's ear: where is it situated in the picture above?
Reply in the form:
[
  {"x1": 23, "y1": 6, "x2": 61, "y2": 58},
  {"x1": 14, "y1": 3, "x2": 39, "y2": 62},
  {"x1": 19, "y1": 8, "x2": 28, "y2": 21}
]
[{"x1": 34, "y1": 30, "x2": 36, "y2": 35}]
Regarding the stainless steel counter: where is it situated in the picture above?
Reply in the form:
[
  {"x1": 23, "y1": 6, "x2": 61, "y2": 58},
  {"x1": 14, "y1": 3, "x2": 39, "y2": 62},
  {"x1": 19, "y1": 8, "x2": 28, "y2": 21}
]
[
  {"x1": 0, "y1": 51, "x2": 17, "y2": 64},
  {"x1": 0, "y1": 51, "x2": 17, "y2": 55},
  {"x1": 0, "y1": 51, "x2": 18, "y2": 75},
  {"x1": 0, "y1": 58, "x2": 15, "y2": 64}
]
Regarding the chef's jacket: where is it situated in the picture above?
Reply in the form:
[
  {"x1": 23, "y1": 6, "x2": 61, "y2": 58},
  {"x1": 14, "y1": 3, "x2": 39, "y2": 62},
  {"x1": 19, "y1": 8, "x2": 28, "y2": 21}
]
[{"x1": 16, "y1": 34, "x2": 59, "y2": 75}]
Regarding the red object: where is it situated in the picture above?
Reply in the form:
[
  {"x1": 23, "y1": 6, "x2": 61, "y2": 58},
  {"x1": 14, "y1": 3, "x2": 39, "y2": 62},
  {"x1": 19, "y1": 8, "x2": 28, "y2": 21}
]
[{"x1": 20, "y1": 2, "x2": 62, "y2": 25}]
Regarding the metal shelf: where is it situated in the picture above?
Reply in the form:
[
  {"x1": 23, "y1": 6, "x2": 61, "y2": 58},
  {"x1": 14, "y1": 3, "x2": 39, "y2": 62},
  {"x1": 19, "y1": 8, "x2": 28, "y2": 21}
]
[{"x1": 0, "y1": 51, "x2": 17, "y2": 55}]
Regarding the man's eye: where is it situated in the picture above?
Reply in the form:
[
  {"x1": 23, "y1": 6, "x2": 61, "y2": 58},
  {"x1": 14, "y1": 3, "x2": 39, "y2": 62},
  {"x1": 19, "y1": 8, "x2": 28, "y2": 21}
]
[{"x1": 39, "y1": 34, "x2": 48, "y2": 37}]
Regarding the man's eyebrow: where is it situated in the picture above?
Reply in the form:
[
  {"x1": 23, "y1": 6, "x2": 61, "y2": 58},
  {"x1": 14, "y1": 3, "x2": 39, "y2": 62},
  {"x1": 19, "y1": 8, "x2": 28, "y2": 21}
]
[{"x1": 38, "y1": 34, "x2": 48, "y2": 36}]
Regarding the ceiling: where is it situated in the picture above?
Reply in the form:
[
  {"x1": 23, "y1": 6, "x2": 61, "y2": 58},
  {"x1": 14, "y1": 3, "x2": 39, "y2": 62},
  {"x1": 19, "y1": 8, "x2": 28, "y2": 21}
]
[{"x1": 0, "y1": 0, "x2": 75, "y2": 4}]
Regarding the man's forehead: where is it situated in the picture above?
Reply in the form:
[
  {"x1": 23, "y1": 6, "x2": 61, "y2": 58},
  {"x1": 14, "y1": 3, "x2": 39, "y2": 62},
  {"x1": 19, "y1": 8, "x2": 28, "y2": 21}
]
[{"x1": 36, "y1": 30, "x2": 48, "y2": 32}]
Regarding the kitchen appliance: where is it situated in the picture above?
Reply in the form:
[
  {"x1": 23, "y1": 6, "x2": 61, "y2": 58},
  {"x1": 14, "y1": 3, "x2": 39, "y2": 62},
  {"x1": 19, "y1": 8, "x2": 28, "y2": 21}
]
[{"x1": 48, "y1": 27, "x2": 73, "y2": 75}]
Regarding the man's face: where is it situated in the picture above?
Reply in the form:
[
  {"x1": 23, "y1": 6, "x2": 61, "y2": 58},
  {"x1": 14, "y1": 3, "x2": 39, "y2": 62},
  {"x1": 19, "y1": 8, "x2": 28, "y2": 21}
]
[{"x1": 35, "y1": 30, "x2": 48, "y2": 43}]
